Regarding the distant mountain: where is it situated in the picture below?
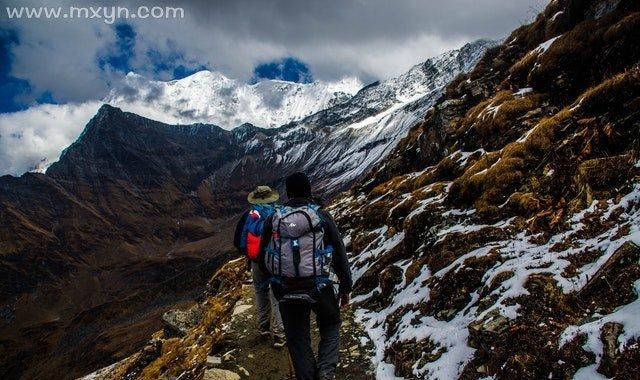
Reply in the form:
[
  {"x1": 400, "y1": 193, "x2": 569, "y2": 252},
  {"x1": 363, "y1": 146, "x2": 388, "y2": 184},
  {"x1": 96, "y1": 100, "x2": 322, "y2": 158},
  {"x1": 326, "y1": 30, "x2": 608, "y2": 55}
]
[
  {"x1": 0, "y1": 40, "x2": 494, "y2": 380},
  {"x1": 0, "y1": 72, "x2": 362, "y2": 177},
  {"x1": 104, "y1": 70, "x2": 363, "y2": 129}
]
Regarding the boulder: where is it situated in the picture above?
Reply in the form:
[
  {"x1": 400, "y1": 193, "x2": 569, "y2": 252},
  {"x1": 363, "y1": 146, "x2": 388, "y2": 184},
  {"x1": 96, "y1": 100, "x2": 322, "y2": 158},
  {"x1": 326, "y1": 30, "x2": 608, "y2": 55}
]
[
  {"x1": 598, "y1": 322, "x2": 624, "y2": 377},
  {"x1": 203, "y1": 368, "x2": 241, "y2": 380},
  {"x1": 205, "y1": 355, "x2": 222, "y2": 368},
  {"x1": 162, "y1": 304, "x2": 205, "y2": 338},
  {"x1": 468, "y1": 309, "x2": 511, "y2": 349}
]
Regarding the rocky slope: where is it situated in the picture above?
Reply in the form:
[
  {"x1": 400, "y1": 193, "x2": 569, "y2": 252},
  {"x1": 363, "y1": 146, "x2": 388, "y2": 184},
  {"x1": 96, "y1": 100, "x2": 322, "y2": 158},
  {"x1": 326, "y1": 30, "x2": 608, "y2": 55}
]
[
  {"x1": 326, "y1": 0, "x2": 640, "y2": 378},
  {"x1": 0, "y1": 106, "x2": 242, "y2": 380},
  {"x1": 78, "y1": 259, "x2": 376, "y2": 380},
  {"x1": 237, "y1": 39, "x2": 496, "y2": 195},
  {"x1": 0, "y1": 41, "x2": 493, "y2": 380}
]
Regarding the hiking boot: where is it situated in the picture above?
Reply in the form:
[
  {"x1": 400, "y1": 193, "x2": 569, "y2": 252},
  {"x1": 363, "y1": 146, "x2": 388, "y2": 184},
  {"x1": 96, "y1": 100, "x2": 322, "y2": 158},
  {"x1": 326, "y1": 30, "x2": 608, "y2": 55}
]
[
  {"x1": 273, "y1": 334, "x2": 286, "y2": 348},
  {"x1": 259, "y1": 326, "x2": 271, "y2": 338}
]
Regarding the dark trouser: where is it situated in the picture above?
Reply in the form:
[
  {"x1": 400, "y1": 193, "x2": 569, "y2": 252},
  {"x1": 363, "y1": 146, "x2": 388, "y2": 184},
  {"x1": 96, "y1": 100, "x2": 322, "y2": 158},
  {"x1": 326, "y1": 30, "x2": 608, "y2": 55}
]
[
  {"x1": 278, "y1": 287, "x2": 341, "y2": 380},
  {"x1": 251, "y1": 261, "x2": 284, "y2": 336}
]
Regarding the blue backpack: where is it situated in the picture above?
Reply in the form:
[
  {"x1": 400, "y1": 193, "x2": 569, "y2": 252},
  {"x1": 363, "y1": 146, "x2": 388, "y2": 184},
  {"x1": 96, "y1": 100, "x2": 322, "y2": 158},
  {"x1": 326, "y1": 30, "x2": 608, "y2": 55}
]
[{"x1": 240, "y1": 204, "x2": 276, "y2": 261}]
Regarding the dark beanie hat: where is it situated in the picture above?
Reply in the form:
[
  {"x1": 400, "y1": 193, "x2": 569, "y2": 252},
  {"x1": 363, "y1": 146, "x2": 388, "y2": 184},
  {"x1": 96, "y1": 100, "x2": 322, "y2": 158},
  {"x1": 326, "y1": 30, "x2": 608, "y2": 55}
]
[{"x1": 286, "y1": 172, "x2": 312, "y2": 198}]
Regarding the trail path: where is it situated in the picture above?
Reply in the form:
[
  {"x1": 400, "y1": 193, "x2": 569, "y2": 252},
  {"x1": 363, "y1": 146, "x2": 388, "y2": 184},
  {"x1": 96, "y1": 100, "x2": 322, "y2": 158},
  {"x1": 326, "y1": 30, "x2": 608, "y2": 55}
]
[{"x1": 209, "y1": 282, "x2": 376, "y2": 379}]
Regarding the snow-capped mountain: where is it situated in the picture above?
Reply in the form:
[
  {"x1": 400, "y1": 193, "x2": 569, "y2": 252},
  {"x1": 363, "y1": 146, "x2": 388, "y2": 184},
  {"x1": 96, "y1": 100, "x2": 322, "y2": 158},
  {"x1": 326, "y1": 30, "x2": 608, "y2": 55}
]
[
  {"x1": 0, "y1": 71, "x2": 361, "y2": 177},
  {"x1": 104, "y1": 70, "x2": 363, "y2": 129},
  {"x1": 231, "y1": 39, "x2": 497, "y2": 194},
  {"x1": 324, "y1": 1, "x2": 640, "y2": 379}
]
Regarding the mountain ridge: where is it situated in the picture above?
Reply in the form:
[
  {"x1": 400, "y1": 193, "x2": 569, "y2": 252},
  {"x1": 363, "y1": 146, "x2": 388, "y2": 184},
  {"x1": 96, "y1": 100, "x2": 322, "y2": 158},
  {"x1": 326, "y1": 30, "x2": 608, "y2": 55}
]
[{"x1": 0, "y1": 40, "x2": 494, "y2": 379}]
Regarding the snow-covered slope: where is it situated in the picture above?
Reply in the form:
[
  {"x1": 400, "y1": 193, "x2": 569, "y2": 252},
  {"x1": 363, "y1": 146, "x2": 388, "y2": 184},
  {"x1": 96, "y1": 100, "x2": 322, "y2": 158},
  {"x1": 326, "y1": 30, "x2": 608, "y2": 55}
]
[
  {"x1": 231, "y1": 39, "x2": 497, "y2": 195},
  {"x1": 104, "y1": 70, "x2": 362, "y2": 129},
  {"x1": 325, "y1": 1, "x2": 640, "y2": 378}
]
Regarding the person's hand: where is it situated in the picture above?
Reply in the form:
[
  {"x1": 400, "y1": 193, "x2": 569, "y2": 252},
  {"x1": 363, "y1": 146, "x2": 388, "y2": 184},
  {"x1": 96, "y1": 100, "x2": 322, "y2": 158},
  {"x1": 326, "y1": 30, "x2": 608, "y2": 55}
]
[{"x1": 340, "y1": 293, "x2": 350, "y2": 308}]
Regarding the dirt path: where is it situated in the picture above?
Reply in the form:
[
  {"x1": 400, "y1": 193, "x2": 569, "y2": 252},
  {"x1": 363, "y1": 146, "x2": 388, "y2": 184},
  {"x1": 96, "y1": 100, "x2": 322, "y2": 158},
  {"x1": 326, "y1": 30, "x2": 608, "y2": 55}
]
[{"x1": 211, "y1": 282, "x2": 376, "y2": 379}]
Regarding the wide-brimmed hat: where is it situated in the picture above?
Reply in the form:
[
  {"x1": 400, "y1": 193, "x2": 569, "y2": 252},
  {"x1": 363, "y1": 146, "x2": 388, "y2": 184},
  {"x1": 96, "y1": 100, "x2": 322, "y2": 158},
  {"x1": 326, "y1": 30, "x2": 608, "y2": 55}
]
[{"x1": 247, "y1": 185, "x2": 280, "y2": 204}]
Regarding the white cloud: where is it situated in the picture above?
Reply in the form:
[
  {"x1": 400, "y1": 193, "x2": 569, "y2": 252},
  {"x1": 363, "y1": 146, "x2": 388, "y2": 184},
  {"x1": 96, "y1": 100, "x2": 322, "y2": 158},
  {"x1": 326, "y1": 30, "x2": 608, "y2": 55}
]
[{"x1": 0, "y1": 102, "x2": 101, "y2": 175}]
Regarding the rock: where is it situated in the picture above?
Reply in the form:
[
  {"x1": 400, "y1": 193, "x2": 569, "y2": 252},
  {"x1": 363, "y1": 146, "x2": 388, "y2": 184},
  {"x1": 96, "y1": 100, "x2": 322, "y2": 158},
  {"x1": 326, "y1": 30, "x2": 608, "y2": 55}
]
[
  {"x1": 162, "y1": 305, "x2": 205, "y2": 338},
  {"x1": 121, "y1": 338, "x2": 163, "y2": 379},
  {"x1": 435, "y1": 308, "x2": 458, "y2": 320},
  {"x1": 205, "y1": 355, "x2": 222, "y2": 368},
  {"x1": 203, "y1": 368, "x2": 241, "y2": 380},
  {"x1": 237, "y1": 366, "x2": 250, "y2": 376},
  {"x1": 470, "y1": 83, "x2": 485, "y2": 97},
  {"x1": 222, "y1": 349, "x2": 236, "y2": 363},
  {"x1": 468, "y1": 310, "x2": 511, "y2": 349},
  {"x1": 379, "y1": 265, "x2": 403, "y2": 300},
  {"x1": 598, "y1": 322, "x2": 624, "y2": 377}
]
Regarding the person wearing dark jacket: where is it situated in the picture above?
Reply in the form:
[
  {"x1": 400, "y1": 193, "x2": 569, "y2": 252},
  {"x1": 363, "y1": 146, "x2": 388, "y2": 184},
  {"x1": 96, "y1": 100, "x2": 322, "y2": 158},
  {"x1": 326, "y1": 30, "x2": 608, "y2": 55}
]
[{"x1": 258, "y1": 172, "x2": 352, "y2": 380}]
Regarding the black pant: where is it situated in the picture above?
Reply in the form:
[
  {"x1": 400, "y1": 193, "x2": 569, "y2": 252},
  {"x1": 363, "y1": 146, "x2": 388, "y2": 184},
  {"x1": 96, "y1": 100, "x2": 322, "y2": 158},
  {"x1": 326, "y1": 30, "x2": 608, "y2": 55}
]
[{"x1": 278, "y1": 286, "x2": 341, "y2": 380}]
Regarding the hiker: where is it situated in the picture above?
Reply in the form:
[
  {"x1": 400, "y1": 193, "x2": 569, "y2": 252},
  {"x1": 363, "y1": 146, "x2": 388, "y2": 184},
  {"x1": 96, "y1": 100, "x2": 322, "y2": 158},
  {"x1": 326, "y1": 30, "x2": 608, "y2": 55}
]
[
  {"x1": 233, "y1": 185, "x2": 286, "y2": 348},
  {"x1": 258, "y1": 172, "x2": 353, "y2": 380}
]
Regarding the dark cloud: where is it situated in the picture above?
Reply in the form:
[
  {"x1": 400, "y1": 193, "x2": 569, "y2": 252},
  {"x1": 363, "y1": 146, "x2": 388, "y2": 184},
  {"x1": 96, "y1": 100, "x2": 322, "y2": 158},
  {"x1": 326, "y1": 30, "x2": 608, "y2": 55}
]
[
  {"x1": 182, "y1": 0, "x2": 544, "y2": 45},
  {"x1": 143, "y1": 84, "x2": 164, "y2": 102},
  {"x1": 177, "y1": 108, "x2": 198, "y2": 119},
  {"x1": 0, "y1": 29, "x2": 35, "y2": 112}
]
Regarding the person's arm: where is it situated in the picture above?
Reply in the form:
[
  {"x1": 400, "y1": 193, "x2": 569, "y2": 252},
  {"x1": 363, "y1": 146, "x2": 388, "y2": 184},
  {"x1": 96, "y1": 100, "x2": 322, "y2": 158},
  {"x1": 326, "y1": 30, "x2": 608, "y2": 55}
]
[
  {"x1": 233, "y1": 211, "x2": 249, "y2": 254},
  {"x1": 320, "y1": 210, "x2": 353, "y2": 297},
  {"x1": 257, "y1": 214, "x2": 273, "y2": 275}
]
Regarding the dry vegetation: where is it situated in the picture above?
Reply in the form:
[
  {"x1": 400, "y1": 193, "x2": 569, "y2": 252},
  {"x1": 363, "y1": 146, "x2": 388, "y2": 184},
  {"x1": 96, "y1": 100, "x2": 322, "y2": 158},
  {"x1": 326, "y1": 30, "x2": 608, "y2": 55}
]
[{"x1": 333, "y1": 1, "x2": 640, "y2": 378}]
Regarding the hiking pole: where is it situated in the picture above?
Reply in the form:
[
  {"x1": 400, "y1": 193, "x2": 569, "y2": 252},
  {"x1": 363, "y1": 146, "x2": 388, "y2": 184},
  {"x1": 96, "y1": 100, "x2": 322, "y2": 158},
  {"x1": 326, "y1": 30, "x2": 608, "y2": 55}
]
[{"x1": 287, "y1": 351, "x2": 295, "y2": 380}]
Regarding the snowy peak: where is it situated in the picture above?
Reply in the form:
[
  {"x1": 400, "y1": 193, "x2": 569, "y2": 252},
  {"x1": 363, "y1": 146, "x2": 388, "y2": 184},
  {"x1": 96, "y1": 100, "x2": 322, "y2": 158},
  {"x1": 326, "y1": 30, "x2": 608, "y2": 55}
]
[
  {"x1": 379, "y1": 39, "x2": 496, "y2": 103},
  {"x1": 301, "y1": 39, "x2": 497, "y2": 129},
  {"x1": 104, "y1": 69, "x2": 362, "y2": 129}
]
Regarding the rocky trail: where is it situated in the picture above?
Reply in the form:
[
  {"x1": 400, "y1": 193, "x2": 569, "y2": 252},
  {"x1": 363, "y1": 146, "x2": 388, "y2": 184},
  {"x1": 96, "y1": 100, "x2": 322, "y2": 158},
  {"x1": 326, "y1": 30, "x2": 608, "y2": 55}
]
[{"x1": 206, "y1": 277, "x2": 376, "y2": 380}]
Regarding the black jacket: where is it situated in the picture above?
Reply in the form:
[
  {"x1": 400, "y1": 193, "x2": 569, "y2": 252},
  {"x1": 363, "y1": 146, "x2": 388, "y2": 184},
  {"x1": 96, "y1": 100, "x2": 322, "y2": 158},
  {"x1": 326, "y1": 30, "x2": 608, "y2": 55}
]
[{"x1": 258, "y1": 198, "x2": 353, "y2": 295}]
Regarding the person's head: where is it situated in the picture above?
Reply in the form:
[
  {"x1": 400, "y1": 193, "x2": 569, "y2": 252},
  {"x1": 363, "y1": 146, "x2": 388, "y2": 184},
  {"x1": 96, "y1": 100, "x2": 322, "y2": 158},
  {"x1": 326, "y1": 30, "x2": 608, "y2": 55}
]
[
  {"x1": 247, "y1": 185, "x2": 279, "y2": 205},
  {"x1": 285, "y1": 172, "x2": 312, "y2": 199}
]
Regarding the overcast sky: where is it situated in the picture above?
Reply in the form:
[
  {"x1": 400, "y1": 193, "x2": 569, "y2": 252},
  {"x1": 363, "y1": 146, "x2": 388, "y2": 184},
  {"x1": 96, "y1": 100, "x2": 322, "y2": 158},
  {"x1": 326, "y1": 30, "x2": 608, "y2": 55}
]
[{"x1": 1, "y1": 0, "x2": 547, "y2": 109}]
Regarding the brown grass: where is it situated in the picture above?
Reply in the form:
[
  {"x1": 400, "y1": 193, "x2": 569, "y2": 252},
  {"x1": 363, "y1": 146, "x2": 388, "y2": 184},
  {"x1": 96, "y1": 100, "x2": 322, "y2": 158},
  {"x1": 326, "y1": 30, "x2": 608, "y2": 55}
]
[
  {"x1": 448, "y1": 107, "x2": 573, "y2": 215},
  {"x1": 578, "y1": 68, "x2": 640, "y2": 116}
]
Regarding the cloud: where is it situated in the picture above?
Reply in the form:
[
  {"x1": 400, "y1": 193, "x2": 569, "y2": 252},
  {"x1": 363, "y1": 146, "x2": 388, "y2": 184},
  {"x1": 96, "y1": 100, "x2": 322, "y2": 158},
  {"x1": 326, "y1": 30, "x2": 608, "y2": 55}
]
[
  {"x1": 1, "y1": 0, "x2": 547, "y2": 105},
  {"x1": 97, "y1": 22, "x2": 136, "y2": 74},
  {"x1": 0, "y1": 28, "x2": 44, "y2": 112},
  {"x1": 0, "y1": 0, "x2": 549, "y2": 176},
  {"x1": 0, "y1": 101, "x2": 101, "y2": 175}
]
